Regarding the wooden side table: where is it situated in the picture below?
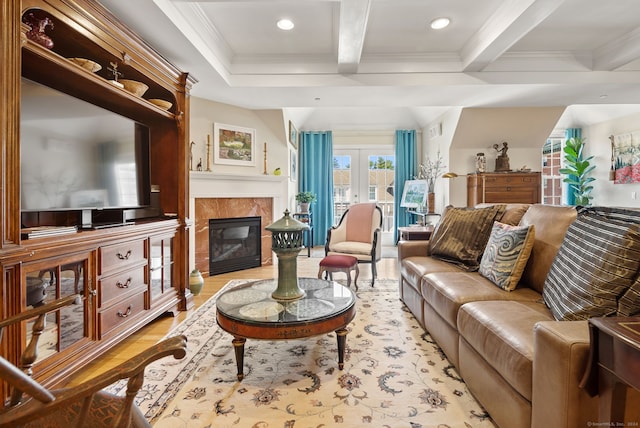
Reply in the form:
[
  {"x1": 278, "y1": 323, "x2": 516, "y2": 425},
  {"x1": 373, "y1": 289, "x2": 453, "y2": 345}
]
[
  {"x1": 293, "y1": 211, "x2": 313, "y2": 257},
  {"x1": 580, "y1": 317, "x2": 640, "y2": 424},
  {"x1": 397, "y1": 225, "x2": 434, "y2": 242}
]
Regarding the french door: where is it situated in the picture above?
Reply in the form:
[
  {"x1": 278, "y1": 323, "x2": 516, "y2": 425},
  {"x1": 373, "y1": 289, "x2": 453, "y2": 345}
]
[{"x1": 333, "y1": 148, "x2": 395, "y2": 245}]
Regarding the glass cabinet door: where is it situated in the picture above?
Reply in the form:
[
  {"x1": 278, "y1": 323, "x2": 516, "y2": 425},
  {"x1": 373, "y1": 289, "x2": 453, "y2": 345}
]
[
  {"x1": 149, "y1": 235, "x2": 174, "y2": 300},
  {"x1": 23, "y1": 256, "x2": 91, "y2": 360}
]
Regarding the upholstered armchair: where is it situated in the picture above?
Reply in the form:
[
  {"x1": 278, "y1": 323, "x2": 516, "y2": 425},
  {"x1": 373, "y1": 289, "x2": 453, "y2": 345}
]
[
  {"x1": 325, "y1": 203, "x2": 383, "y2": 285},
  {"x1": 0, "y1": 295, "x2": 187, "y2": 428}
]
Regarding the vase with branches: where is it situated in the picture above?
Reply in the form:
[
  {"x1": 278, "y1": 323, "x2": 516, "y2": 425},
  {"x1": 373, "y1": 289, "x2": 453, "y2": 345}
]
[
  {"x1": 418, "y1": 151, "x2": 445, "y2": 193},
  {"x1": 417, "y1": 151, "x2": 446, "y2": 213}
]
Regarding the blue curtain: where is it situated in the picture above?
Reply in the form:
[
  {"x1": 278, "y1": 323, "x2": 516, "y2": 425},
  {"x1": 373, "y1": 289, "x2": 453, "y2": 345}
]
[
  {"x1": 394, "y1": 130, "x2": 417, "y2": 243},
  {"x1": 299, "y1": 131, "x2": 334, "y2": 246},
  {"x1": 564, "y1": 128, "x2": 582, "y2": 205}
]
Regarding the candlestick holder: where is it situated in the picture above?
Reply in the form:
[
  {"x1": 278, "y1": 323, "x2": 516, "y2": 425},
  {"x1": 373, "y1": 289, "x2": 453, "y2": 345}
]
[
  {"x1": 206, "y1": 135, "x2": 212, "y2": 171},
  {"x1": 263, "y1": 142, "x2": 268, "y2": 175}
]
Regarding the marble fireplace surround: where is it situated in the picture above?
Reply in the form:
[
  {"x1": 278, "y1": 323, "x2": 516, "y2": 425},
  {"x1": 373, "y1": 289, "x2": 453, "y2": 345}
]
[{"x1": 189, "y1": 172, "x2": 289, "y2": 276}]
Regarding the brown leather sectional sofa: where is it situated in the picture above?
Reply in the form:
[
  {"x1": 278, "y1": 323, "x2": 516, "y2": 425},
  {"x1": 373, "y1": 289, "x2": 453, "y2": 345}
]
[{"x1": 398, "y1": 204, "x2": 618, "y2": 428}]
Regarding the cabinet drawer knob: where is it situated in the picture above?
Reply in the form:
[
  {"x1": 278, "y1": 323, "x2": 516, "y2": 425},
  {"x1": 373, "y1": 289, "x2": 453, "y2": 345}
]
[
  {"x1": 507, "y1": 187, "x2": 511, "y2": 191},
  {"x1": 116, "y1": 250, "x2": 132, "y2": 260},
  {"x1": 117, "y1": 305, "x2": 133, "y2": 318},
  {"x1": 116, "y1": 278, "x2": 132, "y2": 288}
]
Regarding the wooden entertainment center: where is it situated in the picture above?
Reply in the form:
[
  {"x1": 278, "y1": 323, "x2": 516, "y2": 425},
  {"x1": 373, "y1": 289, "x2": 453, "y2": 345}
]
[{"x1": 0, "y1": 0, "x2": 194, "y2": 397}]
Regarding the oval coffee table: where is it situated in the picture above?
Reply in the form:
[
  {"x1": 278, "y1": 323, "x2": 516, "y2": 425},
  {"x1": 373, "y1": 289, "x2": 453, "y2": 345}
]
[{"x1": 216, "y1": 277, "x2": 356, "y2": 380}]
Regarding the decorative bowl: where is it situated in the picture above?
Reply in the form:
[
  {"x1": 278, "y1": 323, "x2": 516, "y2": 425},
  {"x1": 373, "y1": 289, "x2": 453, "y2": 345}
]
[
  {"x1": 148, "y1": 98, "x2": 172, "y2": 111},
  {"x1": 118, "y1": 79, "x2": 149, "y2": 97},
  {"x1": 69, "y1": 57, "x2": 101, "y2": 73}
]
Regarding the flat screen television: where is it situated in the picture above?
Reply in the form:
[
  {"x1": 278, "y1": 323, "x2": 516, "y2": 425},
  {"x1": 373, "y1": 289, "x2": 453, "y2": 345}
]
[{"x1": 20, "y1": 78, "x2": 151, "y2": 219}]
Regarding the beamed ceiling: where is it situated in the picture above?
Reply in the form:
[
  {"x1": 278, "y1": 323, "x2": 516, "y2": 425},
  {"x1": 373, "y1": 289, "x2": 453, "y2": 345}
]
[{"x1": 98, "y1": 0, "x2": 640, "y2": 130}]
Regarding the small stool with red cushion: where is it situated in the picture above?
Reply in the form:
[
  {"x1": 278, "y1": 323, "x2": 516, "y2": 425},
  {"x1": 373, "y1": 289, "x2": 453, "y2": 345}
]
[{"x1": 318, "y1": 255, "x2": 359, "y2": 291}]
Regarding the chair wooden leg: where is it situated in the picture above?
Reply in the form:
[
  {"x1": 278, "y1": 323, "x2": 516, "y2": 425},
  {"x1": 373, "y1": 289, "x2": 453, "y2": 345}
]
[
  {"x1": 353, "y1": 264, "x2": 359, "y2": 291},
  {"x1": 371, "y1": 261, "x2": 376, "y2": 287}
]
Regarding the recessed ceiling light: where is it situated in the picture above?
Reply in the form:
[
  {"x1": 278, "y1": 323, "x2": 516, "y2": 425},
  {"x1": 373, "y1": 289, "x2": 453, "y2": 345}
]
[
  {"x1": 277, "y1": 19, "x2": 294, "y2": 31},
  {"x1": 430, "y1": 17, "x2": 450, "y2": 30}
]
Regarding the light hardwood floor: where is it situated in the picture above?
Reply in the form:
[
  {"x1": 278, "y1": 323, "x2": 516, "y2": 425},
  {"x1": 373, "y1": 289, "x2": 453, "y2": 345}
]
[{"x1": 68, "y1": 247, "x2": 399, "y2": 386}]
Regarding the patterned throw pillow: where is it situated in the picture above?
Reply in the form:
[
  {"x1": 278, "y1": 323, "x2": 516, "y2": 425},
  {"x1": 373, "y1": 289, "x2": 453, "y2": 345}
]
[
  {"x1": 479, "y1": 222, "x2": 535, "y2": 291},
  {"x1": 428, "y1": 205, "x2": 506, "y2": 271},
  {"x1": 542, "y1": 209, "x2": 640, "y2": 321}
]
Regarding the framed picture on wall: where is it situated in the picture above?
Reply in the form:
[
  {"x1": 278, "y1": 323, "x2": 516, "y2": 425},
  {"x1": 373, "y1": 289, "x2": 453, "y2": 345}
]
[
  {"x1": 213, "y1": 123, "x2": 256, "y2": 166},
  {"x1": 289, "y1": 120, "x2": 298, "y2": 149},
  {"x1": 290, "y1": 149, "x2": 297, "y2": 181}
]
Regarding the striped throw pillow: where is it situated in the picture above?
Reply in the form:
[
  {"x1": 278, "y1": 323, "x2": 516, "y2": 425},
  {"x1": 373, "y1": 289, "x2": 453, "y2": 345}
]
[
  {"x1": 428, "y1": 205, "x2": 506, "y2": 271},
  {"x1": 578, "y1": 206, "x2": 640, "y2": 316},
  {"x1": 479, "y1": 222, "x2": 535, "y2": 291},
  {"x1": 542, "y1": 210, "x2": 640, "y2": 321}
]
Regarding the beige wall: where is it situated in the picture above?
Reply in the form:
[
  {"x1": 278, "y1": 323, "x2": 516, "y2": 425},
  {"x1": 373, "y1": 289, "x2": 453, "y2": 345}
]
[
  {"x1": 584, "y1": 113, "x2": 640, "y2": 208},
  {"x1": 190, "y1": 96, "x2": 299, "y2": 211},
  {"x1": 191, "y1": 98, "x2": 640, "y2": 211}
]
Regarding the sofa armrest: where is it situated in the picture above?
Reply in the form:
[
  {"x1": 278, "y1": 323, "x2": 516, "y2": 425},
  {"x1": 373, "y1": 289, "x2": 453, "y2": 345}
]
[
  {"x1": 531, "y1": 320, "x2": 597, "y2": 428},
  {"x1": 397, "y1": 240, "x2": 430, "y2": 260}
]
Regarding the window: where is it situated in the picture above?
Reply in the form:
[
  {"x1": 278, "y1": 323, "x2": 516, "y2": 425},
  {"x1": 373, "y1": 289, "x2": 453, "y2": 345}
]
[
  {"x1": 542, "y1": 137, "x2": 563, "y2": 205},
  {"x1": 368, "y1": 185, "x2": 377, "y2": 201}
]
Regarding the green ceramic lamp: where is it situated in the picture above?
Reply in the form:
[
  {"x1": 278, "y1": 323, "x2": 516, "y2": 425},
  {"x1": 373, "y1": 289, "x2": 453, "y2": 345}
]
[{"x1": 266, "y1": 209, "x2": 310, "y2": 300}]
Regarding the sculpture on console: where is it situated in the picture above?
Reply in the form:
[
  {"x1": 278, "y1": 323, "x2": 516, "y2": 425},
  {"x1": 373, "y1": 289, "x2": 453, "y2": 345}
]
[{"x1": 493, "y1": 142, "x2": 511, "y2": 172}]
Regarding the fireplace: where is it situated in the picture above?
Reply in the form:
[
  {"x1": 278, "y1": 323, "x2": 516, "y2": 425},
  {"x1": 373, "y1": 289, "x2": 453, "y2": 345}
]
[{"x1": 209, "y1": 217, "x2": 262, "y2": 275}]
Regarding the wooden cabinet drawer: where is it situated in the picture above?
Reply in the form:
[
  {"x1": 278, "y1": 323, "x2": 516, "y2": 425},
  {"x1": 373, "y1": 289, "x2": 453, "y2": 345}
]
[
  {"x1": 99, "y1": 239, "x2": 146, "y2": 274},
  {"x1": 484, "y1": 175, "x2": 538, "y2": 187},
  {"x1": 99, "y1": 266, "x2": 146, "y2": 308},
  {"x1": 99, "y1": 291, "x2": 146, "y2": 337},
  {"x1": 485, "y1": 190, "x2": 537, "y2": 203}
]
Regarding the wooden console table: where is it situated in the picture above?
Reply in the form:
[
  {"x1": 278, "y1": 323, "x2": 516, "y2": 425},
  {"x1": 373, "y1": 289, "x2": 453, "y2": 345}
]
[
  {"x1": 467, "y1": 172, "x2": 541, "y2": 206},
  {"x1": 580, "y1": 317, "x2": 640, "y2": 424}
]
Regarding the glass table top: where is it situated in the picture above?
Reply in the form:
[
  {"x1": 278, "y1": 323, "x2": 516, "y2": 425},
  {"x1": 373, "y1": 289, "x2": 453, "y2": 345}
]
[{"x1": 216, "y1": 278, "x2": 355, "y2": 323}]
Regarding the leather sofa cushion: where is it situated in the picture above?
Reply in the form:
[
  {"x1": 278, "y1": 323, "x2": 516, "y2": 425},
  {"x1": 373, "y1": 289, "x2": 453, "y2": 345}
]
[
  {"x1": 421, "y1": 272, "x2": 541, "y2": 329},
  {"x1": 400, "y1": 256, "x2": 461, "y2": 294},
  {"x1": 458, "y1": 300, "x2": 555, "y2": 401},
  {"x1": 519, "y1": 205, "x2": 577, "y2": 294},
  {"x1": 477, "y1": 203, "x2": 531, "y2": 226},
  {"x1": 499, "y1": 204, "x2": 531, "y2": 226}
]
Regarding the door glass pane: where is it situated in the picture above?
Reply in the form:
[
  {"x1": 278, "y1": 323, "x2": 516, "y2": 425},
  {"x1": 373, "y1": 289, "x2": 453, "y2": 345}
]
[
  {"x1": 333, "y1": 154, "x2": 352, "y2": 225},
  {"x1": 150, "y1": 237, "x2": 174, "y2": 299},
  {"x1": 368, "y1": 155, "x2": 395, "y2": 233},
  {"x1": 25, "y1": 259, "x2": 87, "y2": 360},
  {"x1": 542, "y1": 138, "x2": 562, "y2": 205},
  {"x1": 333, "y1": 150, "x2": 395, "y2": 240}
]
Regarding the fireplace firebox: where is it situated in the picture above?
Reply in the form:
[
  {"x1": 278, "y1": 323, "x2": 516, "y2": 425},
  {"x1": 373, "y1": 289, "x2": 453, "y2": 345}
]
[{"x1": 209, "y1": 217, "x2": 262, "y2": 275}]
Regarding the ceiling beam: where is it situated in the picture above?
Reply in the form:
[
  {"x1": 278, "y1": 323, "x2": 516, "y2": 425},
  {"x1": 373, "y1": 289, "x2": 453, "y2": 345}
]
[
  {"x1": 461, "y1": 0, "x2": 565, "y2": 72},
  {"x1": 337, "y1": 0, "x2": 371, "y2": 74},
  {"x1": 593, "y1": 27, "x2": 640, "y2": 70},
  {"x1": 153, "y1": 0, "x2": 233, "y2": 82}
]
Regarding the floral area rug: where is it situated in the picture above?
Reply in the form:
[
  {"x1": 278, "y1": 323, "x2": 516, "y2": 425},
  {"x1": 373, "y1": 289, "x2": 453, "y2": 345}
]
[{"x1": 106, "y1": 279, "x2": 496, "y2": 428}]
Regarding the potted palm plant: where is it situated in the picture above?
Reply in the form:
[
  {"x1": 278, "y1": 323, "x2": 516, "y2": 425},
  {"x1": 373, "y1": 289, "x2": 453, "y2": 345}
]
[
  {"x1": 295, "y1": 191, "x2": 316, "y2": 213},
  {"x1": 559, "y1": 137, "x2": 595, "y2": 206}
]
